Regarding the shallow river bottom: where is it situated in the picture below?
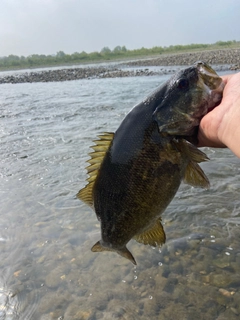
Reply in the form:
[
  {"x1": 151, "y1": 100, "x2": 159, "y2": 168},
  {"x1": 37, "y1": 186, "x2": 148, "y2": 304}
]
[{"x1": 0, "y1": 70, "x2": 240, "y2": 319}]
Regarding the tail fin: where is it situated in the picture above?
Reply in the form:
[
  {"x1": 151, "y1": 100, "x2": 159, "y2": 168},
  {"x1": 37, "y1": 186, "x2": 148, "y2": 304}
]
[{"x1": 91, "y1": 241, "x2": 137, "y2": 265}]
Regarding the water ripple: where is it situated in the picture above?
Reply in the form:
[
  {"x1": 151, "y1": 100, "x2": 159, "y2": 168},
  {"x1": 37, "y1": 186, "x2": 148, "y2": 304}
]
[{"x1": 1, "y1": 70, "x2": 240, "y2": 319}]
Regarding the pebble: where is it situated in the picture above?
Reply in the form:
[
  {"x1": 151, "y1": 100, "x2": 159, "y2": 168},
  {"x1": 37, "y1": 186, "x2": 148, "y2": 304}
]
[
  {"x1": 37, "y1": 291, "x2": 70, "y2": 315},
  {"x1": 210, "y1": 274, "x2": 232, "y2": 287},
  {"x1": 230, "y1": 307, "x2": 239, "y2": 315},
  {"x1": 65, "y1": 306, "x2": 92, "y2": 320},
  {"x1": 163, "y1": 278, "x2": 178, "y2": 293},
  {"x1": 219, "y1": 288, "x2": 235, "y2": 297}
]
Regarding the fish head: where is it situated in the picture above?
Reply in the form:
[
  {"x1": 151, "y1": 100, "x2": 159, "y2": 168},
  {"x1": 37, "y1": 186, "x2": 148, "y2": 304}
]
[{"x1": 153, "y1": 61, "x2": 225, "y2": 137}]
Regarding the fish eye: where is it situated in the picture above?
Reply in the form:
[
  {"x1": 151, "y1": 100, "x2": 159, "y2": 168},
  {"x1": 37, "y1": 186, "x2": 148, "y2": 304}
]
[{"x1": 177, "y1": 78, "x2": 189, "y2": 90}]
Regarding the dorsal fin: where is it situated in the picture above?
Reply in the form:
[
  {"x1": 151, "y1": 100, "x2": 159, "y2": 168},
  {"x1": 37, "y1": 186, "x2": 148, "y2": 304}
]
[{"x1": 77, "y1": 132, "x2": 114, "y2": 207}]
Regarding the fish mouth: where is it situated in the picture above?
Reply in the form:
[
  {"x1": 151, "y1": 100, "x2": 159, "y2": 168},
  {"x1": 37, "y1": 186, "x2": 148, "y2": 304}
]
[
  {"x1": 196, "y1": 61, "x2": 222, "y2": 89},
  {"x1": 196, "y1": 61, "x2": 225, "y2": 112}
]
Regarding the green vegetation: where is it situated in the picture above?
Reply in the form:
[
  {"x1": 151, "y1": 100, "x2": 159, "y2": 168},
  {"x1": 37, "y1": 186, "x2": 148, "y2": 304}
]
[{"x1": 0, "y1": 40, "x2": 239, "y2": 70}]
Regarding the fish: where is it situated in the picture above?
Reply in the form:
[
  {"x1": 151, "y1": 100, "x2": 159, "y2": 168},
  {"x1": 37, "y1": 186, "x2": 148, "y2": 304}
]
[{"x1": 77, "y1": 61, "x2": 225, "y2": 265}]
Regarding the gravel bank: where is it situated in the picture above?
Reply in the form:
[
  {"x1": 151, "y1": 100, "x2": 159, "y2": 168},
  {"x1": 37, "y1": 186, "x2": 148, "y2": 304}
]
[
  {"x1": 122, "y1": 48, "x2": 240, "y2": 68},
  {"x1": 0, "y1": 48, "x2": 239, "y2": 84},
  {"x1": 0, "y1": 67, "x2": 160, "y2": 84}
]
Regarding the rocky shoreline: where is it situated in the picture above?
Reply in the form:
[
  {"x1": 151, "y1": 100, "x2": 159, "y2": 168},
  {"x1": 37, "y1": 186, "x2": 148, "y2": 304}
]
[
  {"x1": 122, "y1": 48, "x2": 240, "y2": 67},
  {"x1": 0, "y1": 48, "x2": 239, "y2": 84},
  {"x1": 0, "y1": 66, "x2": 161, "y2": 84}
]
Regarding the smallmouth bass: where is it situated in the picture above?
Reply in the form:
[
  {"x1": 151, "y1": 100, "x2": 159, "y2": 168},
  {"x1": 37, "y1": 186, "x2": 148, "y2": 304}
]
[{"x1": 78, "y1": 62, "x2": 225, "y2": 265}]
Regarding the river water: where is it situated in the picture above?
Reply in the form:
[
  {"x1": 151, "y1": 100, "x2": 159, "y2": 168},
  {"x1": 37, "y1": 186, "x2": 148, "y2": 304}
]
[{"x1": 0, "y1": 67, "x2": 240, "y2": 320}]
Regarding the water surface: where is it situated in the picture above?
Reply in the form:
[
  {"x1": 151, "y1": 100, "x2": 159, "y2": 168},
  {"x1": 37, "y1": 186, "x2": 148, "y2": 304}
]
[{"x1": 0, "y1": 70, "x2": 240, "y2": 319}]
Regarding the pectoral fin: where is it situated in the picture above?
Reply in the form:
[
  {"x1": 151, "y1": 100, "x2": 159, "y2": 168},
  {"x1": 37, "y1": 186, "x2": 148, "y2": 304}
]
[
  {"x1": 173, "y1": 138, "x2": 210, "y2": 189},
  {"x1": 184, "y1": 160, "x2": 210, "y2": 189},
  {"x1": 173, "y1": 138, "x2": 209, "y2": 163},
  {"x1": 91, "y1": 241, "x2": 136, "y2": 265},
  {"x1": 134, "y1": 219, "x2": 166, "y2": 247}
]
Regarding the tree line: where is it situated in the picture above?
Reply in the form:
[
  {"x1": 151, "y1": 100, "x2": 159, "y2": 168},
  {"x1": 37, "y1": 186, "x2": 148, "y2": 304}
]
[{"x1": 0, "y1": 40, "x2": 239, "y2": 70}]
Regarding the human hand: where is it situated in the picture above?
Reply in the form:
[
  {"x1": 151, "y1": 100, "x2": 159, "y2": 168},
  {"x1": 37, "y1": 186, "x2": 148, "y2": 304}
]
[{"x1": 198, "y1": 71, "x2": 240, "y2": 157}]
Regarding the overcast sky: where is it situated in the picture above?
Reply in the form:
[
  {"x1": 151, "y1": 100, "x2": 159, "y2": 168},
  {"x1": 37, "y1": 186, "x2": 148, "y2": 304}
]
[{"x1": 0, "y1": 0, "x2": 239, "y2": 57}]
